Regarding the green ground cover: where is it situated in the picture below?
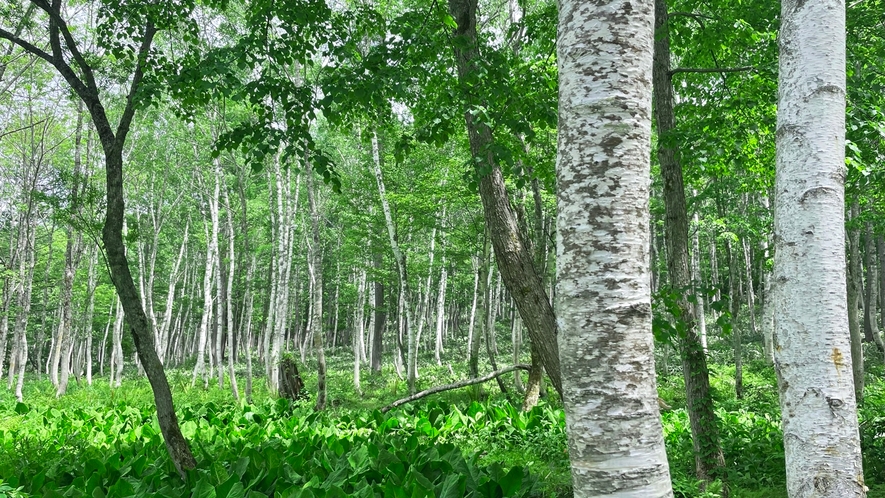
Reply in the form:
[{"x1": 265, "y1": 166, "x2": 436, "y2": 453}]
[{"x1": 1, "y1": 346, "x2": 885, "y2": 497}]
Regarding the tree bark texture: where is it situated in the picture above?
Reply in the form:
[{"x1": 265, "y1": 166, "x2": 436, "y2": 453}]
[
  {"x1": 653, "y1": 0, "x2": 725, "y2": 483},
  {"x1": 846, "y1": 203, "x2": 864, "y2": 401},
  {"x1": 863, "y1": 222, "x2": 883, "y2": 358},
  {"x1": 775, "y1": 0, "x2": 865, "y2": 494},
  {"x1": 556, "y1": 1, "x2": 673, "y2": 496}
]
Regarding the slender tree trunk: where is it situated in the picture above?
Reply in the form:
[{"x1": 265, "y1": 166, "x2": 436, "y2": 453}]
[
  {"x1": 775, "y1": 0, "x2": 865, "y2": 493},
  {"x1": 468, "y1": 252, "x2": 485, "y2": 382},
  {"x1": 371, "y1": 261, "x2": 385, "y2": 374},
  {"x1": 111, "y1": 297, "x2": 124, "y2": 387},
  {"x1": 242, "y1": 255, "x2": 256, "y2": 403},
  {"x1": 511, "y1": 307, "x2": 523, "y2": 391},
  {"x1": 209, "y1": 160, "x2": 225, "y2": 389},
  {"x1": 847, "y1": 203, "x2": 864, "y2": 400},
  {"x1": 446, "y1": 0, "x2": 562, "y2": 397},
  {"x1": 484, "y1": 260, "x2": 507, "y2": 394},
  {"x1": 691, "y1": 200, "x2": 707, "y2": 351},
  {"x1": 654, "y1": 0, "x2": 725, "y2": 484},
  {"x1": 84, "y1": 245, "x2": 97, "y2": 385},
  {"x1": 760, "y1": 195, "x2": 775, "y2": 363},
  {"x1": 354, "y1": 269, "x2": 367, "y2": 394},
  {"x1": 193, "y1": 217, "x2": 215, "y2": 387},
  {"x1": 729, "y1": 240, "x2": 743, "y2": 399},
  {"x1": 372, "y1": 130, "x2": 415, "y2": 393},
  {"x1": 306, "y1": 156, "x2": 327, "y2": 410},
  {"x1": 434, "y1": 260, "x2": 447, "y2": 365},
  {"x1": 160, "y1": 222, "x2": 189, "y2": 363},
  {"x1": 741, "y1": 236, "x2": 758, "y2": 341},
  {"x1": 223, "y1": 180, "x2": 239, "y2": 400},
  {"x1": 864, "y1": 222, "x2": 884, "y2": 358},
  {"x1": 879, "y1": 234, "x2": 885, "y2": 342},
  {"x1": 556, "y1": 0, "x2": 673, "y2": 493}
]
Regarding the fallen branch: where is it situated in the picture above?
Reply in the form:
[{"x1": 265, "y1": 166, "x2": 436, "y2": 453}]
[{"x1": 381, "y1": 364, "x2": 531, "y2": 413}]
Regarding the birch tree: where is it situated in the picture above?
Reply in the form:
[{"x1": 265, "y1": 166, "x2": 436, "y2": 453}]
[
  {"x1": 774, "y1": 0, "x2": 865, "y2": 495},
  {"x1": 556, "y1": 0, "x2": 672, "y2": 496}
]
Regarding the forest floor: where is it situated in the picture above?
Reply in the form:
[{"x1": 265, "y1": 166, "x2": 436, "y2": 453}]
[{"x1": 1, "y1": 339, "x2": 885, "y2": 497}]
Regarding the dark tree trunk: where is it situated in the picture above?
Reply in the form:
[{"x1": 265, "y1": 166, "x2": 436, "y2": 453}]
[
  {"x1": 103, "y1": 144, "x2": 196, "y2": 477},
  {"x1": 278, "y1": 356, "x2": 306, "y2": 400},
  {"x1": 372, "y1": 276, "x2": 385, "y2": 373},
  {"x1": 864, "y1": 223, "x2": 883, "y2": 355},
  {"x1": 653, "y1": 0, "x2": 726, "y2": 486},
  {"x1": 446, "y1": 0, "x2": 562, "y2": 398}
]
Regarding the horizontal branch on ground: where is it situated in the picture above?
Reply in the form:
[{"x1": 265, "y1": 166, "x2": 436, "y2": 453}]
[{"x1": 380, "y1": 364, "x2": 531, "y2": 413}]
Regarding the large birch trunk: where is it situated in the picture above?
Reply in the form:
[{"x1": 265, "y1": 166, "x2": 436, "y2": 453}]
[
  {"x1": 774, "y1": 0, "x2": 865, "y2": 494},
  {"x1": 556, "y1": 0, "x2": 672, "y2": 494}
]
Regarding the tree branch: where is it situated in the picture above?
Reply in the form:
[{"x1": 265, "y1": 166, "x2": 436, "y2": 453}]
[
  {"x1": 115, "y1": 23, "x2": 157, "y2": 151},
  {"x1": 380, "y1": 364, "x2": 531, "y2": 413},
  {"x1": 669, "y1": 11, "x2": 716, "y2": 21},
  {"x1": 670, "y1": 66, "x2": 754, "y2": 76},
  {"x1": 30, "y1": 0, "x2": 101, "y2": 98},
  {"x1": 0, "y1": 119, "x2": 47, "y2": 141},
  {"x1": 0, "y1": 27, "x2": 55, "y2": 66}
]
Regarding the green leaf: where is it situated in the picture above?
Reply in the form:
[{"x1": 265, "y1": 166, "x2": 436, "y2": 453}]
[
  {"x1": 498, "y1": 467, "x2": 524, "y2": 496},
  {"x1": 191, "y1": 478, "x2": 217, "y2": 498}
]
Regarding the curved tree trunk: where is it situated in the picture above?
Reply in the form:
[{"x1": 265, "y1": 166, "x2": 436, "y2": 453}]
[
  {"x1": 556, "y1": 0, "x2": 673, "y2": 494},
  {"x1": 446, "y1": 0, "x2": 562, "y2": 398},
  {"x1": 774, "y1": 0, "x2": 865, "y2": 494}
]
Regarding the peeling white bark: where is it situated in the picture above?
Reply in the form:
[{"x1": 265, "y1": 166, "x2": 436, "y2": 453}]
[{"x1": 774, "y1": 0, "x2": 865, "y2": 495}]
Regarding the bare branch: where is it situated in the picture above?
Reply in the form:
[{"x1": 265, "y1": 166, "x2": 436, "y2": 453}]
[
  {"x1": 30, "y1": 0, "x2": 101, "y2": 98},
  {"x1": 115, "y1": 23, "x2": 157, "y2": 150},
  {"x1": 380, "y1": 364, "x2": 531, "y2": 413},
  {"x1": 669, "y1": 11, "x2": 716, "y2": 21},
  {"x1": 670, "y1": 66, "x2": 754, "y2": 76},
  {"x1": 0, "y1": 119, "x2": 47, "y2": 141},
  {"x1": 0, "y1": 27, "x2": 55, "y2": 66}
]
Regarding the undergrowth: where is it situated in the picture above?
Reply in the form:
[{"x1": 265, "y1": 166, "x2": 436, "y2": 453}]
[{"x1": 1, "y1": 343, "x2": 884, "y2": 497}]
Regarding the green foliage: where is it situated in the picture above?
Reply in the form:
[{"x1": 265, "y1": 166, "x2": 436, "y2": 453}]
[{"x1": 0, "y1": 379, "x2": 543, "y2": 498}]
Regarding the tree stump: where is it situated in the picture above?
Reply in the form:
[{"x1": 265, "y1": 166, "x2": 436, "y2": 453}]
[{"x1": 279, "y1": 356, "x2": 306, "y2": 401}]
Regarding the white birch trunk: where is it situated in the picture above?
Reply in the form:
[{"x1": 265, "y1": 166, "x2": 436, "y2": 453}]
[
  {"x1": 111, "y1": 297, "x2": 124, "y2": 388},
  {"x1": 556, "y1": 0, "x2": 672, "y2": 495},
  {"x1": 85, "y1": 245, "x2": 97, "y2": 385},
  {"x1": 223, "y1": 179, "x2": 239, "y2": 400},
  {"x1": 210, "y1": 160, "x2": 225, "y2": 389},
  {"x1": 372, "y1": 130, "x2": 415, "y2": 393},
  {"x1": 467, "y1": 257, "x2": 480, "y2": 363},
  {"x1": 160, "y1": 221, "x2": 189, "y2": 363},
  {"x1": 306, "y1": 159, "x2": 326, "y2": 410},
  {"x1": 774, "y1": 0, "x2": 865, "y2": 494},
  {"x1": 434, "y1": 263, "x2": 447, "y2": 365},
  {"x1": 192, "y1": 215, "x2": 215, "y2": 387},
  {"x1": 354, "y1": 269, "x2": 367, "y2": 394}
]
